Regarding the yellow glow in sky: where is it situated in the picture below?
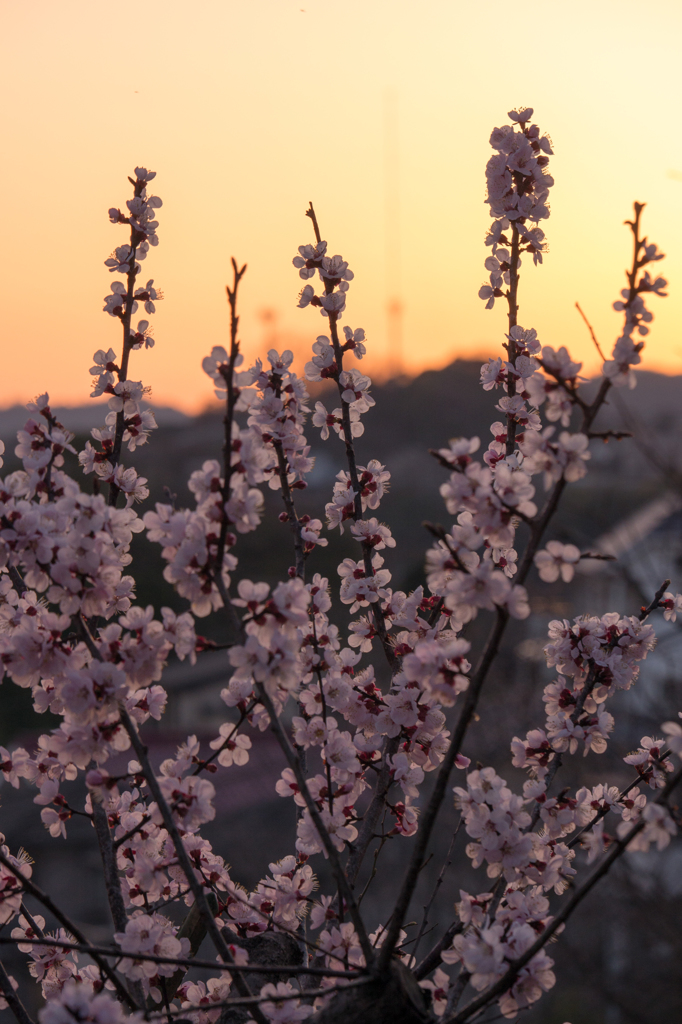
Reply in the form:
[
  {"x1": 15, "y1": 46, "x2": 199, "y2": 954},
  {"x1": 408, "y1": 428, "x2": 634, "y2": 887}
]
[{"x1": 2, "y1": 0, "x2": 682, "y2": 412}]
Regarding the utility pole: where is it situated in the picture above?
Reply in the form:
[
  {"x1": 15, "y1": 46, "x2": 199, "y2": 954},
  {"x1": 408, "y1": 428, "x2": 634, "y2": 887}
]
[{"x1": 383, "y1": 89, "x2": 404, "y2": 379}]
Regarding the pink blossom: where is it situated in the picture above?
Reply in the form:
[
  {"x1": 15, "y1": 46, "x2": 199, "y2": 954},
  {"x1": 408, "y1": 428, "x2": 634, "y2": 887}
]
[
  {"x1": 39, "y1": 981, "x2": 132, "y2": 1024},
  {"x1": 534, "y1": 541, "x2": 581, "y2": 583},
  {"x1": 259, "y1": 981, "x2": 313, "y2": 1022}
]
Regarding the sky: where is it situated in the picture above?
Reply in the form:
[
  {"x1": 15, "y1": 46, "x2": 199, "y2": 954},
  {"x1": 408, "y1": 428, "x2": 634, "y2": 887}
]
[{"x1": 2, "y1": 0, "x2": 682, "y2": 413}]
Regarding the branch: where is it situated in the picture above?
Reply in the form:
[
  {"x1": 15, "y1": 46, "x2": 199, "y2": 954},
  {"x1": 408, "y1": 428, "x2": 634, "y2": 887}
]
[
  {"x1": 639, "y1": 578, "x2": 670, "y2": 620},
  {"x1": 0, "y1": 849, "x2": 138, "y2": 1011},
  {"x1": 567, "y1": 776, "x2": 643, "y2": 850},
  {"x1": 0, "y1": 960, "x2": 35, "y2": 1024},
  {"x1": 586, "y1": 430, "x2": 632, "y2": 441},
  {"x1": 117, "y1": 707, "x2": 268, "y2": 1024},
  {"x1": 146, "y1": 977, "x2": 372, "y2": 1018},
  {"x1": 306, "y1": 202, "x2": 322, "y2": 244},
  {"x1": 377, "y1": 606, "x2": 509, "y2": 971},
  {"x1": 0, "y1": 937, "x2": 363, "y2": 978},
  {"x1": 445, "y1": 765, "x2": 682, "y2": 1023},
  {"x1": 382, "y1": 353, "x2": 621, "y2": 963},
  {"x1": 305, "y1": 202, "x2": 395, "y2": 669},
  {"x1": 272, "y1": 436, "x2": 306, "y2": 580},
  {"x1": 414, "y1": 920, "x2": 464, "y2": 982},
  {"x1": 217, "y1": 260, "x2": 247, "y2": 563},
  {"x1": 345, "y1": 735, "x2": 400, "y2": 889},
  {"x1": 504, "y1": 221, "x2": 521, "y2": 456},
  {"x1": 517, "y1": 373, "x2": 612, "y2": 582},
  {"x1": 444, "y1": 969, "x2": 471, "y2": 1018},
  {"x1": 255, "y1": 685, "x2": 375, "y2": 968},
  {"x1": 527, "y1": 586, "x2": 666, "y2": 832},
  {"x1": 91, "y1": 798, "x2": 128, "y2": 933},
  {"x1": 91, "y1": 795, "x2": 144, "y2": 1004},
  {"x1": 411, "y1": 821, "x2": 462, "y2": 965},
  {"x1": 159, "y1": 895, "x2": 219, "y2": 1005},
  {"x1": 395, "y1": 297, "x2": 622, "y2": 974},
  {"x1": 108, "y1": 177, "x2": 148, "y2": 507}
]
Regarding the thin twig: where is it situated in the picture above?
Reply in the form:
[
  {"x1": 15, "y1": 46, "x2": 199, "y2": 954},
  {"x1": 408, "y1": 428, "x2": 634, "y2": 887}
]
[
  {"x1": 567, "y1": 773, "x2": 652, "y2": 850},
  {"x1": 575, "y1": 302, "x2": 607, "y2": 361},
  {"x1": 306, "y1": 202, "x2": 322, "y2": 243},
  {"x1": 414, "y1": 921, "x2": 464, "y2": 982},
  {"x1": 209, "y1": 258, "x2": 248, "y2": 640},
  {"x1": 8, "y1": 567, "x2": 27, "y2": 598},
  {"x1": 0, "y1": 959, "x2": 35, "y2": 1024},
  {"x1": 305, "y1": 202, "x2": 395, "y2": 669},
  {"x1": 357, "y1": 837, "x2": 387, "y2": 907},
  {"x1": 0, "y1": 849, "x2": 138, "y2": 1011},
  {"x1": 0, "y1": 937, "x2": 362, "y2": 978},
  {"x1": 504, "y1": 220, "x2": 520, "y2": 456},
  {"x1": 18, "y1": 905, "x2": 45, "y2": 940},
  {"x1": 411, "y1": 821, "x2": 462, "y2": 965},
  {"x1": 639, "y1": 578, "x2": 670, "y2": 620},
  {"x1": 345, "y1": 735, "x2": 400, "y2": 889},
  {"x1": 272, "y1": 438, "x2": 306, "y2": 580},
  {"x1": 191, "y1": 704, "x2": 255, "y2": 776},
  {"x1": 587, "y1": 430, "x2": 632, "y2": 441},
  {"x1": 112, "y1": 813, "x2": 152, "y2": 851},
  {"x1": 108, "y1": 175, "x2": 149, "y2": 507},
  {"x1": 146, "y1": 977, "x2": 372, "y2": 1018}
]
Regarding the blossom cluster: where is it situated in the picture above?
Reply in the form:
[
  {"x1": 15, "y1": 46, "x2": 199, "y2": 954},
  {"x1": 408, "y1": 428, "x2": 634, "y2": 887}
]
[
  {"x1": 83, "y1": 168, "x2": 164, "y2": 496},
  {"x1": 453, "y1": 768, "x2": 576, "y2": 891},
  {"x1": 479, "y1": 107, "x2": 554, "y2": 310},
  {"x1": 442, "y1": 887, "x2": 556, "y2": 1018},
  {"x1": 604, "y1": 208, "x2": 666, "y2": 389},
  {"x1": 0, "y1": 120, "x2": 680, "y2": 1024}
]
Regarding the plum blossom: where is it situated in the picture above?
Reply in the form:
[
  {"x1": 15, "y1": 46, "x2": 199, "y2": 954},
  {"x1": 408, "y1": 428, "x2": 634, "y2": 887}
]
[
  {"x1": 662, "y1": 713, "x2": 682, "y2": 755},
  {"x1": 114, "y1": 912, "x2": 190, "y2": 981},
  {"x1": 481, "y1": 358, "x2": 506, "y2": 391},
  {"x1": 208, "y1": 728, "x2": 252, "y2": 767},
  {"x1": 419, "y1": 968, "x2": 450, "y2": 1016},
  {"x1": 660, "y1": 591, "x2": 682, "y2": 622},
  {"x1": 342, "y1": 326, "x2": 366, "y2": 357},
  {"x1": 534, "y1": 541, "x2": 581, "y2": 582},
  {"x1": 39, "y1": 982, "x2": 134, "y2": 1024},
  {"x1": 480, "y1": 109, "x2": 553, "y2": 308},
  {"x1": 292, "y1": 240, "x2": 328, "y2": 279},
  {"x1": 623, "y1": 736, "x2": 673, "y2": 788},
  {"x1": 259, "y1": 982, "x2": 313, "y2": 1022}
]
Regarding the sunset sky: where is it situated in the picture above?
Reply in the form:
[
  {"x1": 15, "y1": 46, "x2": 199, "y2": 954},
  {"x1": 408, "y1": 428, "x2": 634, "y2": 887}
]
[{"x1": 2, "y1": 0, "x2": 682, "y2": 413}]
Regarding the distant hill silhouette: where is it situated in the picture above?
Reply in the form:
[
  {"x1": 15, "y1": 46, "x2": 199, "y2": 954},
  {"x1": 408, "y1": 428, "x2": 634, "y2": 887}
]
[
  {"x1": 2, "y1": 359, "x2": 679, "y2": 471},
  {"x1": 0, "y1": 360, "x2": 676, "y2": 605}
]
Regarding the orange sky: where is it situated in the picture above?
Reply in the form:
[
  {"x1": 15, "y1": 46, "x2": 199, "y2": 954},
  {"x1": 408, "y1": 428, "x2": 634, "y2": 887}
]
[{"x1": 2, "y1": 0, "x2": 682, "y2": 413}]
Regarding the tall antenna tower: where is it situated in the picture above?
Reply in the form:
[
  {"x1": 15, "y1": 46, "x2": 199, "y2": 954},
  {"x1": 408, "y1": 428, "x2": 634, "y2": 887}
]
[{"x1": 383, "y1": 89, "x2": 404, "y2": 378}]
